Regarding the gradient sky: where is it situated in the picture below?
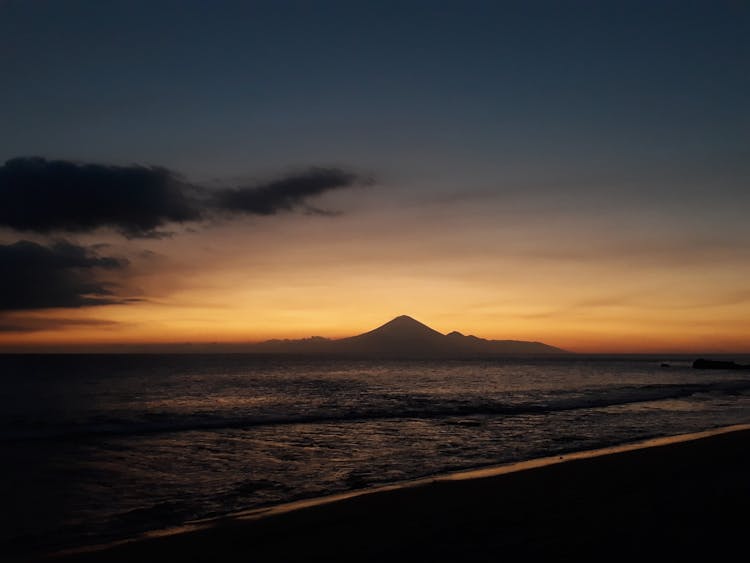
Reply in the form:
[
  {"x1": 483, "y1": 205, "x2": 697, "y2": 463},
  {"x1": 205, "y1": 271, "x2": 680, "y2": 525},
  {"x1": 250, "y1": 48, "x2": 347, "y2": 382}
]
[{"x1": 1, "y1": 0, "x2": 749, "y2": 352}]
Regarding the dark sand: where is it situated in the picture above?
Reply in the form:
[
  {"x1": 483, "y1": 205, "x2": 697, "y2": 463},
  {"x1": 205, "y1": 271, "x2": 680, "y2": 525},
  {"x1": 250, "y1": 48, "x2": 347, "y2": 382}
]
[{"x1": 49, "y1": 426, "x2": 750, "y2": 563}]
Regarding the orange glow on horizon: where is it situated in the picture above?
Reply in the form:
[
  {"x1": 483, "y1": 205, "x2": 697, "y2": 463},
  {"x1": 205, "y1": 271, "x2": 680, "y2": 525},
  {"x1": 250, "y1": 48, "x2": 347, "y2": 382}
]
[
  {"x1": 1, "y1": 296, "x2": 748, "y2": 354},
  {"x1": 2, "y1": 201, "x2": 749, "y2": 354}
]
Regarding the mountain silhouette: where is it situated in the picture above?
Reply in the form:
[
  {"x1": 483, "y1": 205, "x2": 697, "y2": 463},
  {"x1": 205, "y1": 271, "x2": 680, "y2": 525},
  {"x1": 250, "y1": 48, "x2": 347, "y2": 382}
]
[
  {"x1": 252, "y1": 315, "x2": 566, "y2": 357},
  {"x1": 333, "y1": 315, "x2": 448, "y2": 356}
]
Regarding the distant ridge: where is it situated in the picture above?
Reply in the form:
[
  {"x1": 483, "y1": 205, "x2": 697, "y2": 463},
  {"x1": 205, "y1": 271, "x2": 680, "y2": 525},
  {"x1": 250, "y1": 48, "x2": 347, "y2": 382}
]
[{"x1": 252, "y1": 315, "x2": 567, "y2": 357}]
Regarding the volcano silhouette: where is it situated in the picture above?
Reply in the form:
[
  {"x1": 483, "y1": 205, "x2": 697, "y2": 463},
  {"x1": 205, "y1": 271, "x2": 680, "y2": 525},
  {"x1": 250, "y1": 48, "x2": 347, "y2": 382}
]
[{"x1": 253, "y1": 315, "x2": 566, "y2": 357}]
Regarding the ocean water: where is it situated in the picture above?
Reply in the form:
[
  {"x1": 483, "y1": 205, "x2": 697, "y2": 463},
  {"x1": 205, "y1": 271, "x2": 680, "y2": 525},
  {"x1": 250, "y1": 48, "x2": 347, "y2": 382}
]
[{"x1": 2, "y1": 354, "x2": 749, "y2": 559}]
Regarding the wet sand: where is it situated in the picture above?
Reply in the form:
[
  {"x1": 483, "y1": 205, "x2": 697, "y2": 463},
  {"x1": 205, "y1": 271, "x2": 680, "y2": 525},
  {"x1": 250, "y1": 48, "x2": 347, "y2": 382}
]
[{"x1": 50, "y1": 426, "x2": 750, "y2": 562}]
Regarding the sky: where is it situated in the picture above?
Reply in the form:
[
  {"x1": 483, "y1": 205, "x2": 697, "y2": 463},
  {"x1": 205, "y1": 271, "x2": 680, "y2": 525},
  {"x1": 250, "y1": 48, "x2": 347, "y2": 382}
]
[{"x1": 1, "y1": 0, "x2": 748, "y2": 353}]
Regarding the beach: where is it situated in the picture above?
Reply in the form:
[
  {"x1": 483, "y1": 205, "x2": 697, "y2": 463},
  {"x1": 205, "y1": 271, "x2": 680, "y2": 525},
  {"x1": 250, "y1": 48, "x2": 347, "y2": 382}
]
[{"x1": 48, "y1": 425, "x2": 750, "y2": 563}]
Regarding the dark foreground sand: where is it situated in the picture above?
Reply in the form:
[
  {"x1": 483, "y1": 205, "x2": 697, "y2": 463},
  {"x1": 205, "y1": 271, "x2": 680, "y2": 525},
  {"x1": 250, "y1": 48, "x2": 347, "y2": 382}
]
[{"x1": 50, "y1": 427, "x2": 750, "y2": 563}]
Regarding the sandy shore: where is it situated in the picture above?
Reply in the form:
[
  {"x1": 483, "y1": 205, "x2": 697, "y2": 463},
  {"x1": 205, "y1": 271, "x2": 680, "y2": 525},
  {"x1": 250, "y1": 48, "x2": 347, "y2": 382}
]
[{"x1": 48, "y1": 425, "x2": 750, "y2": 562}]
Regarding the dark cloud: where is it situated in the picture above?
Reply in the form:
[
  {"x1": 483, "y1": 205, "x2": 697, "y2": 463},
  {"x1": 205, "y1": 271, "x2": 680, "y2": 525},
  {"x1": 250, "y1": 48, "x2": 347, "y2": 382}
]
[
  {"x1": 211, "y1": 167, "x2": 365, "y2": 215},
  {"x1": 0, "y1": 157, "x2": 200, "y2": 238},
  {"x1": 0, "y1": 317, "x2": 120, "y2": 333},
  {"x1": 0, "y1": 240, "x2": 128, "y2": 311},
  {"x1": 0, "y1": 157, "x2": 369, "y2": 237}
]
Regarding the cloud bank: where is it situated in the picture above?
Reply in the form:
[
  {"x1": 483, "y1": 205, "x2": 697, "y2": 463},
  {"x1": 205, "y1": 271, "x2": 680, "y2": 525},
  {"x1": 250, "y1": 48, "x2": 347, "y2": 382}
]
[
  {"x1": 0, "y1": 240, "x2": 128, "y2": 311},
  {"x1": 0, "y1": 157, "x2": 370, "y2": 317},
  {"x1": 0, "y1": 157, "x2": 369, "y2": 238},
  {"x1": 0, "y1": 317, "x2": 119, "y2": 333}
]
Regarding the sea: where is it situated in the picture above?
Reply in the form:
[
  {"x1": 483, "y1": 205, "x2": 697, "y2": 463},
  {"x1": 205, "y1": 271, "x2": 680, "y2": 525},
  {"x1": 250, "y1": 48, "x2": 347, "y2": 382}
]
[{"x1": 2, "y1": 353, "x2": 749, "y2": 559}]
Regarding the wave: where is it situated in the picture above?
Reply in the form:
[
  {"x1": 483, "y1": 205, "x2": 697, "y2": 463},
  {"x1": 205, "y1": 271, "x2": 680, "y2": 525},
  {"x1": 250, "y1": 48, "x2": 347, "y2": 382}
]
[{"x1": 3, "y1": 379, "x2": 750, "y2": 443}]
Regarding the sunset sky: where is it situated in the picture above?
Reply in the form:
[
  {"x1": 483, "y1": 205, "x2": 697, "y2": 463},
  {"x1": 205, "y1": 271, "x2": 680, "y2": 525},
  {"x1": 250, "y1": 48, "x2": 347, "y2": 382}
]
[{"x1": 1, "y1": 0, "x2": 748, "y2": 353}]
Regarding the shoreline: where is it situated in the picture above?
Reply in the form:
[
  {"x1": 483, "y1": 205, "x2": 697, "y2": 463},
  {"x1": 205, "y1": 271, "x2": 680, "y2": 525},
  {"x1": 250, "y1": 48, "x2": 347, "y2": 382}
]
[{"x1": 47, "y1": 422, "x2": 750, "y2": 561}]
